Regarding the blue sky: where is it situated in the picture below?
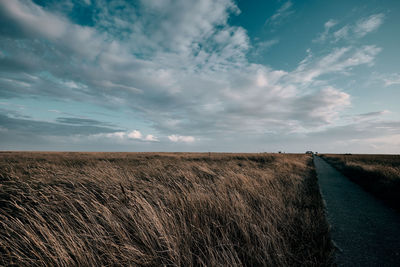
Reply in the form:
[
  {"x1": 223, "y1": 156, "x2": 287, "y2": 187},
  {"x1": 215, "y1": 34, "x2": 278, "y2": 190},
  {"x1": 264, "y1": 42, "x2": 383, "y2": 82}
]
[{"x1": 0, "y1": 0, "x2": 399, "y2": 153}]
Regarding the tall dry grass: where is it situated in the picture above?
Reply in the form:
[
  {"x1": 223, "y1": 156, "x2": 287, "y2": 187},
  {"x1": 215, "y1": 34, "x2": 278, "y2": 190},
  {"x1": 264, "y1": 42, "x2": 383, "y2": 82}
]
[
  {"x1": 0, "y1": 152, "x2": 334, "y2": 266},
  {"x1": 321, "y1": 154, "x2": 400, "y2": 211}
]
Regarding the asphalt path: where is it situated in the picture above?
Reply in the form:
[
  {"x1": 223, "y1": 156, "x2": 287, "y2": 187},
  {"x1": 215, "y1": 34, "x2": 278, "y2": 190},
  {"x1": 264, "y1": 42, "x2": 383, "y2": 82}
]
[{"x1": 314, "y1": 155, "x2": 400, "y2": 266}]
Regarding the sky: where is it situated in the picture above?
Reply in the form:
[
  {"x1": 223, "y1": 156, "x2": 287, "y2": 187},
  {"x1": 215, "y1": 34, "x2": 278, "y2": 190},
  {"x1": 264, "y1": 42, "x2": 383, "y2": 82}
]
[{"x1": 0, "y1": 0, "x2": 399, "y2": 153}]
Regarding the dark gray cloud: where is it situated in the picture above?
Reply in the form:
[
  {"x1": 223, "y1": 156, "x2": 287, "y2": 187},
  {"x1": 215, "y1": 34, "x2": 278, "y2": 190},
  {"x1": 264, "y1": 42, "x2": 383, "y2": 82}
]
[
  {"x1": 357, "y1": 111, "x2": 388, "y2": 118},
  {"x1": 0, "y1": 113, "x2": 120, "y2": 136},
  {"x1": 55, "y1": 117, "x2": 115, "y2": 127},
  {"x1": 0, "y1": 107, "x2": 31, "y2": 119}
]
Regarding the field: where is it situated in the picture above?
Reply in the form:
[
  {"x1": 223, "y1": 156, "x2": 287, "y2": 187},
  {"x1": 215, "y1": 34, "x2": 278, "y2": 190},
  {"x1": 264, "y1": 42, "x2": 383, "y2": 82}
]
[
  {"x1": 320, "y1": 154, "x2": 400, "y2": 211},
  {"x1": 0, "y1": 152, "x2": 334, "y2": 266}
]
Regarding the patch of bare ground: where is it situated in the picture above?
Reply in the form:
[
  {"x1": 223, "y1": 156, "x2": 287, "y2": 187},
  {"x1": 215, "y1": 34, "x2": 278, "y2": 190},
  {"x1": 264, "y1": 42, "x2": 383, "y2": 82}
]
[{"x1": 0, "y1": 152, "x2": 334, "y2": 266}]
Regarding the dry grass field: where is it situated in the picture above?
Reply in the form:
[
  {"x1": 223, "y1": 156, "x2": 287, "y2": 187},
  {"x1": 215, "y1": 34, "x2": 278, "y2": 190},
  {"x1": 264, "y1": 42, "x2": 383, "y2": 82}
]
[
  {"x1": 0, "y1": 152, "x2": 334, "y2": 266},
  {"x1": 320, "y1": 154, "x2": 400, "y2": 211}
]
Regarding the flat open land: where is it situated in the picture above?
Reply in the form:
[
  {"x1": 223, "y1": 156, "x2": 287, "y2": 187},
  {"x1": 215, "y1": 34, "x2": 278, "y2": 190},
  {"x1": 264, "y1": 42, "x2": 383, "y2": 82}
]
[
  {"x1": 320, "y1": 154, "x2": 400, "y2": 211},
  {"x1": 0, "y1": 152, "x2": 334, "y2": 266}
]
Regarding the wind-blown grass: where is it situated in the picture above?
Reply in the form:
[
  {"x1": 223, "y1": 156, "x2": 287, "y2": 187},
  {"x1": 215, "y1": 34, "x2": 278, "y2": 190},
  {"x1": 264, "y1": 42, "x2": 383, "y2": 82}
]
[
  {"x1": 321, "y1": 154, "x2": 400, "y2": 211},
  {"x1": 0, "y1": 152, "x2": 334, "y2": 266}
]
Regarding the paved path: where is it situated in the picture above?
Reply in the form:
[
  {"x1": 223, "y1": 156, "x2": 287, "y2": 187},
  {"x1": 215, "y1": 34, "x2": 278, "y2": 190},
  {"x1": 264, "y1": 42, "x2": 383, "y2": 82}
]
[{"x1": 314, "y1": 156, "x2": 400, "y2": 266}]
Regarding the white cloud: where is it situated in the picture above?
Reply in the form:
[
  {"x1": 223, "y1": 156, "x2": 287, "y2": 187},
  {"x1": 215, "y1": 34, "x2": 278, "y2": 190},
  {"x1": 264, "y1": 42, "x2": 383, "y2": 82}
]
[
  {"x1": 307, "y1": 87, "x2": 351, "y2": 124},
  {"x1": 0, "y1": 0, "x2": 105, "y2": 60},
  {"x1": 333, "y1": 26, "x2": 349, "y2": 42},
  {"x1": 265, "y1": 1, "x2": 294, "y2": 27},
  {"x1": 292, "y1": 45, "x2": 381, "y2": 84},
  {"x1": 313, "y1": 19, "x2": 338, "y2": 43},
  {"x1": 0, "y1": 0, "x2": 67, "y2": 38},
  {"x1": 253, "y1": 39, "x2": 279, "y2": 56},
  {"x1": 106, "y1": 131, "x2": 126, "y2": 139},
  {"x1": 136, "y1": 0, "x2": 241, "y2": 53},
  {"x1": 314, "y1": 13, "x2": 384, "y2": 43},
  {"x1": 100, "y1": 130, "x2": 158, "y2": 142},
  {"x1": 354, "y1": 13, "x2": 385, "y2": 38},
  {"x1": 0, "y1": 77, "x2": 31, "y2": 87},
  {"x1": 383, "y1": 73, "x2": 400, "y2": 86},
  {"x1": 168, "y1": 135, "x2": 195, "y2": 143},
  {"x1": 144, "y1": 134, "x2": 158, "y2": 141},
  {"x1": 127, "y1": 130, "x2": 142, "y2": 139},
  {"x1": 325, "y1": 19, "x2": 338, "y2": 29}
]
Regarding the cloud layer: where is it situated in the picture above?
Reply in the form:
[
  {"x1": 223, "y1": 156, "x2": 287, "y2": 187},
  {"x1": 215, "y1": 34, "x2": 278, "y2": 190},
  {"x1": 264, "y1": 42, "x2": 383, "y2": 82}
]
[{"x1": 0, "y1": 0, "x2": 398, "y2": 152}]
